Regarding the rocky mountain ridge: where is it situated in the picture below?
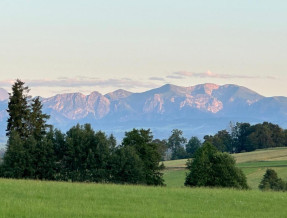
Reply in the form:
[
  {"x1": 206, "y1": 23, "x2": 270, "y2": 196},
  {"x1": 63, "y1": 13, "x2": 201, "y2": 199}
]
[{"x1": 0, "y1": 83, "x2": 286, "y2": 142}]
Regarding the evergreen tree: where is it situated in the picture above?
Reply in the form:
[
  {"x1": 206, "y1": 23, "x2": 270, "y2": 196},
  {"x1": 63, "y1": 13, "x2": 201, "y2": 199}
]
[
  {"x1": 29, "y1": 97, "x2": 50, "y2": 140},
  {"x1": 3, "y1": 80, "x2": 52, "y2": 179},
  {"x1": 6, "y1": 79, "x2": 30, "y2": 139},
  {"x1": 259, "y1": 169, "x2": 286, "y2": 191},
  {"x1": 22, "y1": 135, "x2": 37, "y2": 178},
  {"x1": 33, "y1": 135, "x2": 57, "y2": 180},
  {"x1": 2, "y1": 131, "x2": 26, "y2": 178}
]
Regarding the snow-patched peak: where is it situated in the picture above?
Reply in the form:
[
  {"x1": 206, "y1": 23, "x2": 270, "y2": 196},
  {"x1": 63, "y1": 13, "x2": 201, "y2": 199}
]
[{"x1": 189, "y1": 83, "x2": 220, "y2": 96}]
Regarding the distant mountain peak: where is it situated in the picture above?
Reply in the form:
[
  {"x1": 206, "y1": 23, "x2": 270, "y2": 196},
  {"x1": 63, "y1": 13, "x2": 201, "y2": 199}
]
[
  {"x1": 148, "y1": 84, "x2": 188, "y2": 96},
  {"x1": 105, "y1": 89, "x2": 133, "y2": 100},
  {"x1": 0, "y1": 88, "x2": 9, "y2": 101}
]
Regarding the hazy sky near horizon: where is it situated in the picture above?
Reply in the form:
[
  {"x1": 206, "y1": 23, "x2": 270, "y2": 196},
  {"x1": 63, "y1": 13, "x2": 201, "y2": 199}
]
[{"x1": 0, "y1": 0, "x2": 286, "y2": 97}]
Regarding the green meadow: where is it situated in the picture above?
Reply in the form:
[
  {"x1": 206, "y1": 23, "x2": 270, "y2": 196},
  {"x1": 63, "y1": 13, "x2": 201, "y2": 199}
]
[
  {"x1": 0, "y1": 147, "x2": 287, "y2": 217},
  {"x1": 0, "y1": 178, "x2": 287, "y2": 218},
  {"x1": 163, "y1": 147, "x2": 287, "y2": 189}
]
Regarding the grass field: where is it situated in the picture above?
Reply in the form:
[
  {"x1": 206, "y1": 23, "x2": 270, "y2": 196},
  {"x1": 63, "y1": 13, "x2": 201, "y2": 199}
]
[
  {"x1": 0, "y1": 178, "x2": 287, "y2": 218},
  {"x1": 1, "y1": 148, "x2": 287, "y2": 217},
  {"x1": 163, "y1": 147, "x2": 287, "y2": 189}
]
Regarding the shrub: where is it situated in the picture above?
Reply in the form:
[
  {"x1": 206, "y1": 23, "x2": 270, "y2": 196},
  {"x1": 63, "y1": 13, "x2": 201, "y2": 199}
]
[
  {"x1": 259, "y1": 169, "x2": 286, "y2": 191},
  {"x1": 185, "y1": 142, "x2": 248, "y2": 189}
]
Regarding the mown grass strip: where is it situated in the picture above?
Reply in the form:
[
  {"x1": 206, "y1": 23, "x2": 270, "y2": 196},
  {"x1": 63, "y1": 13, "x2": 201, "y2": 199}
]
[{"x1": 237, "y1": 160, "x2": 287, "y2": 168}]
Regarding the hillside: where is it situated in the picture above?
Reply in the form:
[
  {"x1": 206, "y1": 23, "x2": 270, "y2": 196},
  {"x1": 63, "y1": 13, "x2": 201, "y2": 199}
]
[
  {"x1": 163, "y1": 147, "x2": 287, "y2": 189},
  {"x1": 1, "y1": 83, "x2": 287, "y2": 142}
]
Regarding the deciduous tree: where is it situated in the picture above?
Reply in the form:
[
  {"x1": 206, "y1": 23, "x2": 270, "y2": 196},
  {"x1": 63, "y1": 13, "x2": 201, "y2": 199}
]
[{"x1": 185, "y1": 142, "x2": 248, "y2": 189}]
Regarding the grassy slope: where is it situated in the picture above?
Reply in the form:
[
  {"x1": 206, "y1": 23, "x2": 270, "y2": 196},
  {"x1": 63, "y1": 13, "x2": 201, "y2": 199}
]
[
  {"x1": 163, "y1": 147, "x2": 287, "y2": 189},
  {"x1": 0, "y1": 179, "x2": 287, "y2": 218}
]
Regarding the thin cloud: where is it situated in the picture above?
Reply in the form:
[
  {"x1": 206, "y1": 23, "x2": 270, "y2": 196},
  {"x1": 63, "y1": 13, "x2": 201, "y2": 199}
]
[
  {"x1": 149, "y1": 77, "x2": 166, "y2": 81},
  {"x1": 166, "y1": 75, "x2": 184, "y2": 79},
  {"x1": 266, "y1": 76, "x2": 277, "y2": 80},
  {"x1": 0, "y1": 78, "x2": 157, "y2": 89},
  {"x1": 173, "y1": 71, "x2": 257, "y2": 79},
  {"x1": 172, "y1": 71, "x2": 276, "y2": 79}
]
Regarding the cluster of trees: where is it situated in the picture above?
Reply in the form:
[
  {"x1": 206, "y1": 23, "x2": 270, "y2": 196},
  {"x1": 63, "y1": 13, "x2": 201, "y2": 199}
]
[
  {"x1": 1, "y1": 124, "x2": 164, "y2": 185},
  {"x1": 205, "y1": 122, "x2": 287, "y2": 153},
  {"x1": 165, "y1": 129, "x2": 201, "y2": 160},
  {"x1": 185, "y1": 142, "x2": 248, "y2": 189},
  {"x1": 259, "y1": 169, "x2": 287, "y2": 191},
  {"x1": 0, "y1": 80, "x2": 164, "y2": 186},
  {"x1": 166, "y1": 122, "x2": 287, "y2": 161}
]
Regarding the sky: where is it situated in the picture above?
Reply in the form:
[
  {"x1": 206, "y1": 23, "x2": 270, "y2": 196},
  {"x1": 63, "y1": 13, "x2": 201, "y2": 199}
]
[{"x1": 0, "y1": 0, "x2": 286, "y2": 97}]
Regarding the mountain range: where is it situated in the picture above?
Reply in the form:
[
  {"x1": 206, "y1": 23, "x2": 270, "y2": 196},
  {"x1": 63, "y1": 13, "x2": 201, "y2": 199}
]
[{"x1": 1, "y1": 83, "x2": 287, "y2": 143}]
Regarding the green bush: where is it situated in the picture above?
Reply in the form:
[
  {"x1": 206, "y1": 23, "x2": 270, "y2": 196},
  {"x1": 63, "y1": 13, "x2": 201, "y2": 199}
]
[
  {"x1": 259, "y1": 169, "x2": 286, "y2": 191},
  {"x1": 185, "y1": 142, "x2": 248, "y2": 189}
]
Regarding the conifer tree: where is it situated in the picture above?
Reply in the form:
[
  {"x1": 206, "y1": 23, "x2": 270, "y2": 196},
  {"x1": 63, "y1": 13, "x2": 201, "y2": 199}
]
[
  {"x1": 6, "y1": 79, "x2": 30, "y2": 139},
  {"x1": 3, "y1": 80, "x2": 52, "y2": 179},
  {"x1": 29, "y1": 97, "x2": 50, "y2": 140},
  {"x1": 2, "y1": 131, "x2": 26, "y2": 178}
]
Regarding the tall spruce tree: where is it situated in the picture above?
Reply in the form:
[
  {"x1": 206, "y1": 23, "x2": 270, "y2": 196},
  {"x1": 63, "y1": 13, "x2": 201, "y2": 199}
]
[
  {"x1": 2, "y1": 131, "x2": 26, "y2": 178},
  {"x1": 29, "y1": 97, "x2": 50, "y2": 140},
  {"x1": 6, "y1": 79, "x2": 30, "y2": 139},
  {"x1": 3, "y1": 80, "x2": 52, "y2": 179}
]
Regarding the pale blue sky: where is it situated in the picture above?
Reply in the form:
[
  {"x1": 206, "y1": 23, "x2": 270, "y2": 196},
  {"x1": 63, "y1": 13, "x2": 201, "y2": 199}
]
[{"x1": 0, "y1": 0, "x2": 286, "y2": 97}]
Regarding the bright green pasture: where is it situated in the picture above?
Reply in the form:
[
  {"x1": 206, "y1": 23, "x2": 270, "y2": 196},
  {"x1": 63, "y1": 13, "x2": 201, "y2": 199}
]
[
  {"x1": 163, "y1": 169, "x2": 188, "y2": 187},
  {"x1": 0, "y1": 179, "x2": 287, "y2": 218},
  {"x1": 163, "y1": 148, "x2": 287, "y2": 189}
]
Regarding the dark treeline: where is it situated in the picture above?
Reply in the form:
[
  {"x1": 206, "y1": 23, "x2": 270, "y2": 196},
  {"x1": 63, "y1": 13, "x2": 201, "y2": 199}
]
[
  {"x1": 0, "y1": 80, "x2": 164, "y2": 185},
  {"x1": 0, "y1": 124, "x2": 164, "y2": 186},
  {"x1": 204, "y1": 122, "x2": 287, "y2": 153},
  {"x1": 165, "y1": 122, "x2": 287, "y2": 160}
]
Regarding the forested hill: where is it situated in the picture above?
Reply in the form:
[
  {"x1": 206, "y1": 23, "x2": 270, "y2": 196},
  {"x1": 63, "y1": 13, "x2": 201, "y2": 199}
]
[{"x1": 1, "y1": 83, "x2": 287, "y2": 141}]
